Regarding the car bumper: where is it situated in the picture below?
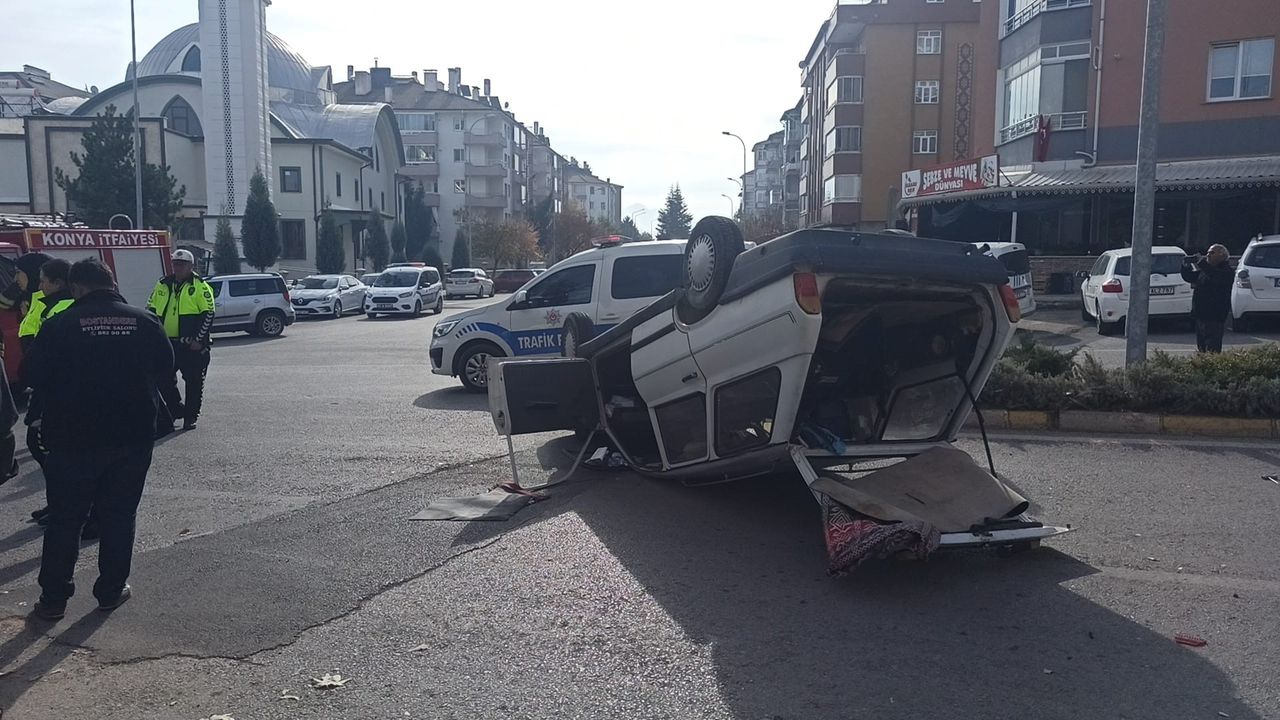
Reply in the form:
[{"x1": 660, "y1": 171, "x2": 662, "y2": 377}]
[
  {"x1": 1232, "y1": 289, "x2": 1280, "y2": 318},
  {"x1": 293, "y1": 303, "x2": 333, "y2": 315},
  {"x1": 1097, "y1": 294, "x2": 1192, "y2": 319}
]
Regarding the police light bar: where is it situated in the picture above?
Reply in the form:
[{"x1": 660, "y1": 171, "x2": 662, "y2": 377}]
[{"x1": 590, "y1": 235, "x2": 633, "y2": 247}]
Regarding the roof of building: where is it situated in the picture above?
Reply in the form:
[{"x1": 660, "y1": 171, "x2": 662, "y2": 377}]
[
  {"x1": 129, "y1": 23, "x2": 320, "y2": 100},
  {"x1": 334, "y1": 79, "x2": 497, "y2": 112},
  {"x1": 901, "y1": 155, "x2": 1280, "y2": 207},
  {"x1": 270, "y1": 101, "x2": 403, "y2": 159},
  {"x1": 0, "y1": 69, "x2": 89, "y2": 101}
]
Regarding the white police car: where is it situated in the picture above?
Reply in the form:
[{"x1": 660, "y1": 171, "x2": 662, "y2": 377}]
[{"x1": 430, "y1": 237, "x2": 686, "y2": 392}]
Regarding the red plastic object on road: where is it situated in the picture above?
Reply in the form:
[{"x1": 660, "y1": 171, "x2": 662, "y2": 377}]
[{"x1": 1174, "y1": 633, "x2": 1208, "y2": 647}]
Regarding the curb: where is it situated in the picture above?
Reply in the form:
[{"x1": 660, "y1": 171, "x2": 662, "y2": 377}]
[{"x1": 968, "y1": 409, "x2": 1280, "y2": 439}]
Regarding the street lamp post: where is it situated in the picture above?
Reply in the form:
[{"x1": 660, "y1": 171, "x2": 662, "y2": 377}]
[
  {"x1": 462, "y1": 113, "x2": 497, "y2": 265},
  {"x1": 632, "y1": 208, "x2": 648, "y2": 237},
  {"x1": 720, "y1": 194, "x2": 736, "y2": 216},
  {"x1": 129, "y1": 0, "x2": 144, "y2": 228},
  {"x1": 722, "y1": 131, "x2": 748, "y2": 217}
]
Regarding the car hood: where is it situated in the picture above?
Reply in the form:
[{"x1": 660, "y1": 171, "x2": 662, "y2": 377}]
[
  {"x1": 369, "y1": 286, "x2": 415, "y2": 293},
  {"x1": 292, "y1": 288, "x2": 338, "y2": 299}
]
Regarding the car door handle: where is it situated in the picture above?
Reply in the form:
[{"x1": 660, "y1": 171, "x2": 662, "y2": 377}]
[
  {"x1": 681, "y1": 372, "x2": 698, "y2": 383},
  {"x1": 254, "y1": 299, "x2": 262, "y2": 304}
]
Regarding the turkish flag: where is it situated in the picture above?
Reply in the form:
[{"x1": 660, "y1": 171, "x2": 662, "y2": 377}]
[{"x1": 1034, "y1": 115, "x2": 1052, "y2": 163}]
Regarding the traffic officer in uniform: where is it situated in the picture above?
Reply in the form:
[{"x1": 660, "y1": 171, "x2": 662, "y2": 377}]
[
  {"x1": 26, "y1": 259, "x2": 173, "y2": 620},
  {"x1": 146, "y1": 249, "x2": 215, "y2": 431}
]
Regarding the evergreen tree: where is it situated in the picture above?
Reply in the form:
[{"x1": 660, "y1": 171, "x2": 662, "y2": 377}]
[
  {"x1": 211, "y1": 216, "x2": 241, "y2": 275},
  {"x1": 389, "y1": 220, "x2": 407, "y2": 264},
  {"x1": 526, "y1": 196, "x2": 556, "y2": 254},
  {"x1": 451, "y1": 227, "x2": 471, "y2": 269},
  {"x1": 55, "y1": 104, "x2": 186, "y2": 229},
  {"x1": 316, "y1": 207, "x2": 345, "y2": 274},
  {"x1": 656, "y1": 185, "x2": 693, "y2": 240},
  {"x1": 241, "y1": 167, "x2": 281, "y2": 271},
  {"x1": 620, "y1": 215, "x2": 643, "y2": 240},
  {"x1": 423, "y1": 246, "x2": 445, "y2": 273},
  {"x1": 366, "y1": 213, "x2": 390, "y2": 271},
  {"x1": 404, "y1": 184, "x2": 436, "y2": 261}
]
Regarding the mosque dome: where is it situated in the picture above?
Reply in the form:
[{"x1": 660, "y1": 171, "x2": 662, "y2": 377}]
[{"x1": 127, "y1": 23, "x2": 321, "y2": 103}]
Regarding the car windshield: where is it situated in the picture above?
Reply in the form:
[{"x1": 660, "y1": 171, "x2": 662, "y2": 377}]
[
  {"x1": 1244, "y1": 244, "x2": 1280, "y2": 269},
  {"x1": 448, "y1": 271, "x2": 477, "y2": 279},
  {"x1": 299, "y1": 277, "x2": 339, "y2": 290},
  {"x1": 1114, "y1": 254, "x2": 1185, "y2": 276},
  {"x1": 375, "y1": 271, "x2": 420, "y2": 287},
  {"x1": 994, "y1": 249, "x2": 1030, "y2": 275}
]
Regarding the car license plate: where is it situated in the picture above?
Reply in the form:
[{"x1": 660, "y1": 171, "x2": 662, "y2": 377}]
[
  {"x1": 1150, "y1": 286, "x2": 1175, "y2": 296},
  {"x1": 1015, "y1": 288, "x2": 1028, "y2": 299},
  {"x1": 375, "y1": 304, "x2": 395, "y2": 310}
]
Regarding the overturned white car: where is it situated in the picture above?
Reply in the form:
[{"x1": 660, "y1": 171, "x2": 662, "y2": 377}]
[{"x1": 489, "y1": 218, "x2": 1071, "y2": 573}]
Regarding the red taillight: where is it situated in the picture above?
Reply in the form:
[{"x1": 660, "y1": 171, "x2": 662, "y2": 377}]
[
  {"x1": 1237, "y1": 270, "x2": 1251, "y2": 289},
  {"x1": 793, "y1": 272, "x2": 821, "y2": 314},
  {"x1": 1101, "y1": 279, "x2": 1123, "y2": 294},
  {"x1": 998, "y1": 284, "x2": 1022, "y2": 323},
  {"x1": 282, "y1": 286, "x2": 291, "y2": 302}
]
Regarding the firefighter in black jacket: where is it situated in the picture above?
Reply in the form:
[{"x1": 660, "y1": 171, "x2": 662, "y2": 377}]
[
  {"x1": 146, "y1": 249, "x2": 215, "y2": 431},
  {"x1": 25, "y1": 259, "x2": 174, "y2": 620}
]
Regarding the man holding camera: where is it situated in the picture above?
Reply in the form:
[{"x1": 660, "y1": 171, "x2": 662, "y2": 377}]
[{"x1": 1180, "y1": 244, "x2": 1234, "y2": 353}]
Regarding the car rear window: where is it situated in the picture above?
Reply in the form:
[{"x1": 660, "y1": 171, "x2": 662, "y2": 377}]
[
  {"x1": 448, "y1": 270, "x2": 477, "y2": 279},
  {"x1": 229, "y1": 278, "x2": 282, "y2": 296},
  {"x1": 994, "y1": 249, "x2": 1030, "y2": 275},
  {"x1": 1114, "y1": 254, "x2": 1184, "y2": 276},
  {"x1": 496, "y1": 270, "x2": 534, "y2": 281},
  {"x1": 206, "y1": 281, "x2": 223, "y2": 297},
  {"x1": 1244, "y1": 244, "x2": 1280, "y2": 269},
  {"x1": 611, "y1": 254, "x2": 684, "y2": 300}
]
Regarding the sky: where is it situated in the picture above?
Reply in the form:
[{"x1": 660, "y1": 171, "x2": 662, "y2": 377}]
[{"x1": 3, "y1": 0, "x2": 842, "y2": 228}]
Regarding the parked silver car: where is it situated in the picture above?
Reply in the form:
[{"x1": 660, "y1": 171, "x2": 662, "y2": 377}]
[
  {"x1": 206, "y1": 273, "x2": 297, "y2": 337},
  {"x1": 445, "y1": 268, "x2": 495, "y2": 298},
  {"x1": 291, "y1": 274, "x2": 367, "y2": 318}
]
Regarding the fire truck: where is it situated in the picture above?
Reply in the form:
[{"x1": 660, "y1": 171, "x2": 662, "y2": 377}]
[{"x1": 0, "y1": 216, "x2": 173, "y2": 383}]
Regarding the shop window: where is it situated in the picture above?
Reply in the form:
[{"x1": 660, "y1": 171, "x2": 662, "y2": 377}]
[{"x1": 715, "y1": 369, "x2": 781, "y2": 457}]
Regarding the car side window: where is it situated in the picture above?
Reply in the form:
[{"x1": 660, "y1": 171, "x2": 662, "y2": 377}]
[
  {"x1": 206, "y1": 281, "x2": 223, "y2": 298},
  {"x1": 524, "y1": 265, "x2": 596, "y2": 307},
  {"x1": 425, "y1": 270, "x2": 440, "y2": 284},
  {"x1": 1090, "y1": 256, "x2": 1109, "y2": 276},
  {"x1": 229, "y1": 279, "x2": 258, "y2": 297},
  {"x1": 611, "y1": 254, "x2": 684, "y2": 300}
]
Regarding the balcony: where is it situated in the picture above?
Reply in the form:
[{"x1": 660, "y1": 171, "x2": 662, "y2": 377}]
[
  {"x1": 465, "y1": 130, "x2": 505, "y2": 146},
  {"x1": 421, "y1": 193, "x2": 441, "y2": 207},
  {"x1": 998, "y1": 111, "x2": 1087, "y2": 145},
  {"x1": 401, "y1": 161, "x2": 439, "y2": 178},
  {"x1": 464, "y1": 193, "x2": 507, "y2": 208},
  {"x1": 465, "y1": 162, "x2": 508, "y2": 177},
  {"x1": 1002, "y1": 0, "x2": 1092, "y2": 37}
]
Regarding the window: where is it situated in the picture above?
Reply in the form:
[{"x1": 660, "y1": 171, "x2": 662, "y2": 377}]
[
  {"x1": 405, "y1": 144, "x2": 436, "y2": 163},
  {"x1": 825, "y1": 126, "x2": 862, "y2": 154},
  {"x1": 335, "y1": 172, "x2": 342, "y2": 197},
  {"x1": 655, "y1": 394, "x2": 707, "y2": 464},
  {"x1": 280, "y1": 167, "x2": 302, "y2": 193},
  {"x1": 454, "y1": 179, "x2": 467, "y2": 194},
  {"x1": 229, "y1": 278, "x2": 283, "y2": 297},
  {"x1": 822, "y1": 174, "x2": 862, "y2": 204},
  {"x1": 162, "y1": 96, "x2": 203, "y2": 137},
  {"x1": 1003, "y1": 64, "x2": 1042, "y2": 127},
  {"x1": 915, "y1": 80, "x2": 940, "y2": 104},
  {"x1": 180, "y1": 46, "x2": 201, "y2": 72},
  {"x1": 397, "y1": 113, "x2": 436, "y2": 133},
  {"x1": 453, "y1": 148, "x2": 466, "y2": 162},
  {"x1": 827, "y1": 75, "x2": 864, "y2": 106},
  {"x1": 381, "y1": 191, "x2": 385, "y2": 209},
  {"x1": 715, "y1": 368, "x2": 781, "y2": 457},
  {"x1": 926, "y1": 0, "x2": 944, "y2": 3},
  {"x1": 368, "y1": 188, "x2": 373, "y2": 208},
  {"x1": 609, "y1": 255, "x2": 684, "y2": 300},
  {"x1": 428, "y1": 179, "x2": 440, "y2": 193},
  {"x1": 1208, "y1": 38, "x2": 1274, "y2": 101},
  {"x1": 1114, "y1": 254, "x2": 1187, "y2": 277},
  {"x1": 917, "y1": 30, "x2": 942, "y2": 55},
  {"x1": 374, "y1": 147, "x2": 379, "y2": 173},
  {"x1": 454, "y1": 117, "x2": 466, "y2": 131},
  {"x1": 524, "y1": 264, "x2": 596, "y2": 307},
  {"x1": 1243, "y1": 244, "x2": 1280, "y2": 269},
  {"x1": 913, "y1": 130, "x2": 938, "y2": 154},
  {"x1": 1089, "y1": 256, "x2": 1110, "y2": 277}
]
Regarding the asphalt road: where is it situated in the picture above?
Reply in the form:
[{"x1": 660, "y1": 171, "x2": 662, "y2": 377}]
[{"x1": 0, "y1": 296, "x2": 1277, "y2": 719}]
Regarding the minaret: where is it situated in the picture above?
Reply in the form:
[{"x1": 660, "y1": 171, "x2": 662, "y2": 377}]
[{"x1": 199, "y1": 0, "x2": 273, "y2": 238}]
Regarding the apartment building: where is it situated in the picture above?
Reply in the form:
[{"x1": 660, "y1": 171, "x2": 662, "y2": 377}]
[
  {"x1": 0, "y1": 65, "x2": 90, "y2": 118},
  {"x1": 799, "y1": 0, "x2": 982, "y2": 229},
  {"x1": 335, "y1": 66, "x2": 527, "y2": 262},
  {"x1": 781, "y1": 101, "x2": 804, "y2": 229},
  {"x1": 902, "y1": 0, "x2": 1280, "y2": 266},
  {"x1": 743, "y1": 130, "x2": 786, "y2": 220},
  {"x1": 565, "y1": 163, "x2": 623, "y2": 226}
]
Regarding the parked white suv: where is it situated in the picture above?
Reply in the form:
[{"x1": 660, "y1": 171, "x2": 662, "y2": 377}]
[
  {"x1": 431, "y1": 238, "x2": 686, "y2": 391},
  {"x1": 445, "y1": 268, "x2": 495, "y2": 298},
  {"x1": 1231, "y1": 235, "x2": 1280, "y2": 332},
  {"x1": 1079, "y1": 247, "x2": 1192, "y2": 335},
  {"x1": 206, "y1": 273, "x2": 296, "y2": 337}
]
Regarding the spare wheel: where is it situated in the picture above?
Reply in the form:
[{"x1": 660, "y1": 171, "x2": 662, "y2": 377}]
[{"x1": 678, "y1": 216, "x2": 744, "y2": 324}]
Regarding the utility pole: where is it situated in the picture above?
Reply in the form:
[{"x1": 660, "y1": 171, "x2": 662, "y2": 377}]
[
  {"x1": 130, "y1": 0, "x2": 144, "y2": 229},
  {"x1": 1124, "y1": 0, "x2": 1166, "y2": 367}
]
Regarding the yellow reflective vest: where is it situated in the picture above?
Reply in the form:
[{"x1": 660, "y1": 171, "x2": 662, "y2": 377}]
[
  {"x1": 18, "y1": 290, "x2": 75, "y2": 338},
  {"x1": 146, "y1": 275, "x2": 216, "y2": 340}
]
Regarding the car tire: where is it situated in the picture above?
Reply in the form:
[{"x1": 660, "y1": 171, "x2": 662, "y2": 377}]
[
  {"x1": 414, "y1": 299, "x2": 423, "y2": 316},
  {"x1": 457, "y1": 342, "x2": 503, "y2": 393},
  {"x1": 560, "y1": 312, "x2": 596, "y2": 358},
  {"x1": 255, "y1": 310, "x2": 286, "y2": 337},
  {"x1": 331, "y1": 300, "x2": 343, "y2": 319},
  {"x1": 1233, "y1": 315, "x2": 1248, "y2": 333},
  {"x1": 1080, "y1": 301, "x2": 1091, "y2": 322},
  {"x1": 1096, "y1": 305, "x2": 1123, "y2": 336},
  {"x1": 366, "y1": 311, "x2": 377, "y2": 319},
  {"x1": 677, "y1": 215, "x2": 745, "y2": 324},
  {"x1": 433, "y1": 296, "x2": 444, "y2": 314}
]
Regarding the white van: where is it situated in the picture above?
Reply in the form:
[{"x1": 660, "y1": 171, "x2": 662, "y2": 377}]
[
  {"x1": 978, "y1": 242, "x2": 1036, "y2": 316},
  {"x1": 430, "y1": 238, "x2": 686, "y2": 391}
]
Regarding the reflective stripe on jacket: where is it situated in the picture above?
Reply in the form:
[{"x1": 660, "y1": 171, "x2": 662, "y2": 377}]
[
  {"x1": 146, "y1": 276, "x2": 216, "y2": 341},
  {"x1": 19, "y1": 290, "x2": 75, "y2": 338}
]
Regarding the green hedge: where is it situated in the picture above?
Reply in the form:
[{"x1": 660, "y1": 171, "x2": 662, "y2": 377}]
[{"x1": 981, "y1": 340, "x2": 1280, "y2": 419}]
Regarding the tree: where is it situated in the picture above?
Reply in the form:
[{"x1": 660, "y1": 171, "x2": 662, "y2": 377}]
[
  {"x1": 316, "y1": 206, "x2": 344, "y2": 274},
  {"x1": 211, "y1": 216, "x2": 241, "y2": 275},
  {"x1": 404, "y1": 184, "x2": 436, "y2": 261},
  {"x1": 473, "y1": 219, "x2": 542, "y2": 271},
  {"x1": 525, "y1": 196, "x2": 556, "y2": 255},
  {"x1": 451, "y1": 227, "x2": 471, "y2": 268},
  {"x1": 241, "y1": 167, "x2": 281, "y2": 271},
  {"x1": 620, "y1": 215, "x2": 643, "y2": 240},
  {"x1": 554, "y1": 203, "x2": 597, "y2": 260},
  {"x1": 389, "y1": 220, "x2": 407, "y2": 264},
  {"x1": 366, "y1": 213, "x2": 390, "y2": 271},
  {"x1": 656, "y1": 185, "x2": 693, "y2": 240},
  {"x1": 55, "y1": 104, "x2": 186, "y2": 229},
  {"x1": 423, "y1": 245, "x2": 445, "y2": 272}
]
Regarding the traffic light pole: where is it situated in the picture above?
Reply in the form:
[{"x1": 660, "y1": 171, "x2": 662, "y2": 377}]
[{"x1": 1125, "y1": 0, "x2": 1167, "y2": 367}]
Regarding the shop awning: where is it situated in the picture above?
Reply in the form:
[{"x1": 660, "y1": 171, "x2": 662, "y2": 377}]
[{"x1": 900, "y1": 155, "x2": 1280, "y2": 209}]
